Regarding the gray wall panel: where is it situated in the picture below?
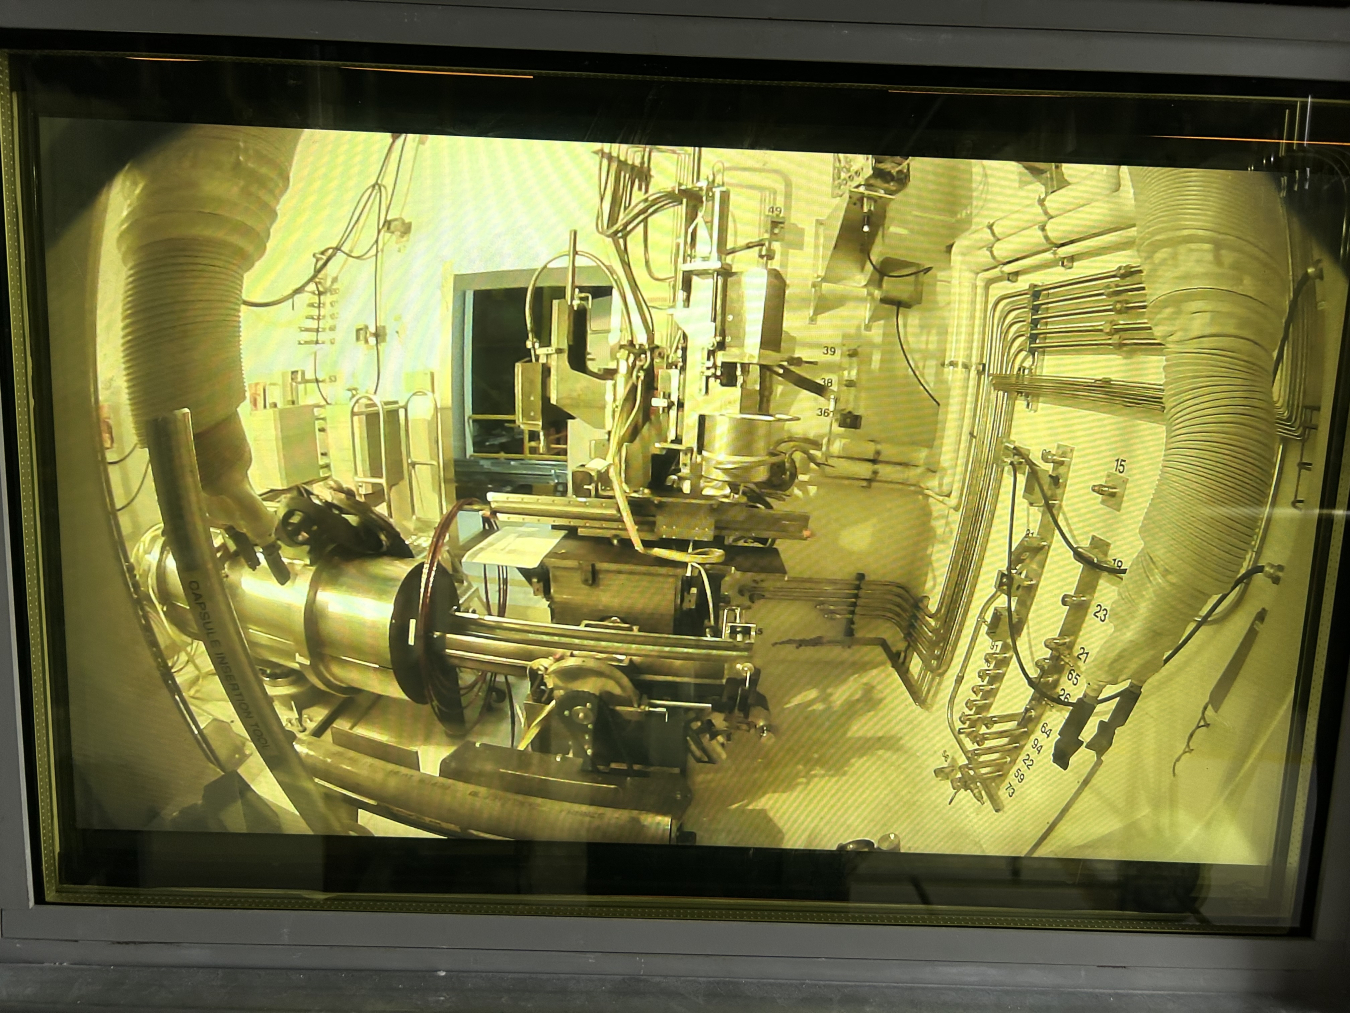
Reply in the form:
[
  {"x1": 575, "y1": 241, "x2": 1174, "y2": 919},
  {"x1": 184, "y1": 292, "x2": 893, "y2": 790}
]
[{"x1": 0, "y1": 1, "x2": 1348, "y2": 81}]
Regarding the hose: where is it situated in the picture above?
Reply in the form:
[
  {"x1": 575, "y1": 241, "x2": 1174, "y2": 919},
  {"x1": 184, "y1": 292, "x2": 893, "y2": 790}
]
[
  {"x1": 1085, "y1": 168, "x2": 1287, "y2": 695},
  {"x1": 417, "y1": 499, "x2": 486, "y2": 731},
  {"x1": 118, "y1": 125, "x2": 302, "y2": 545},
  {"x1": 524, "y1": 248, "x2": 635, "y2": 356},
  {"x1": 294, "y1": 736, "x2": 676, "y2": 844}
]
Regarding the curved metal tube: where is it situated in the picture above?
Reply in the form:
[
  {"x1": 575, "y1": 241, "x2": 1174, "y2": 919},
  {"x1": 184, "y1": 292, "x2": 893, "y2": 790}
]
[{"x1": 147, "y1": 409, "x2": 351, "y2": 835}]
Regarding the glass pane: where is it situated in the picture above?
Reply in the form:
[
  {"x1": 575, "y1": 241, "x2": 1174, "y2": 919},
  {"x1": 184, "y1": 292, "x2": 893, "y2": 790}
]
[{"x1": 9, "y1": 47, "x2": 1350, "y2": 932}]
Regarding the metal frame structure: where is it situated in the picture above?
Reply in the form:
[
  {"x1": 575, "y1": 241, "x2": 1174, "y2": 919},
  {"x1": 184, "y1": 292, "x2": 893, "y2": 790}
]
[{"x1": 1, "y1": 2, "x2": 1350, "y2": 1010}]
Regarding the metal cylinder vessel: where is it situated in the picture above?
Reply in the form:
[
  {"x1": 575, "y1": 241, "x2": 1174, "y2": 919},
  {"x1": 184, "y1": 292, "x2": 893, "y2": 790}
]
[{"x1": 141, "y1": 533, "x2": 418, "y2": 699}]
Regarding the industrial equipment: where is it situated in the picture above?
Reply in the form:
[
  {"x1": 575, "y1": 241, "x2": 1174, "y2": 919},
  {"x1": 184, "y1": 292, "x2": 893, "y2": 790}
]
[{"x1": 85, "y1": 128, "x2": 1340, "y2": 862}]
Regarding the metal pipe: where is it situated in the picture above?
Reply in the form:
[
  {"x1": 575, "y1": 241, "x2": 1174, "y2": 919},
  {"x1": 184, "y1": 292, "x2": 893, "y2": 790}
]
[
  {"x1": 1030, "y1": 338, "x2": 1163, "y2": 352},
  {"x1": 566, "y1": 228, "x2": 579, "y2": 310},
  {"x1": 918, "y1": 253, "x2": 1146, "y2": 688},
  {"x1": 146, "y1": 409, "x2": 351, "y2": 835},
  {"x1": 990, "y1": 374, "x2": 1166, "y2": 420},
  {"x1": 1028, "y1": 284, "x2": 1144, "y2": 310},
  {"x1": 1032, "y1": 322, "x2": 1153, "y2": 338},
  {"x1": 446, "y1": 613, "x2": 752, "y2": 663}
]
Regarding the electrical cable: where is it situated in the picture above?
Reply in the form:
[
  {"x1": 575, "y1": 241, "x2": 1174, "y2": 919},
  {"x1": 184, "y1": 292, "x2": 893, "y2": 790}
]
[
  {"x1": 416, "y1": 498, "x2": 485, "y2": 709},
  {"x1": 1024, "y1": 557, "x2": 1256, "y2": 855},
  {"x1": 866, "y1": 248, "x2": 933, "y2": 280},
  {"x1": 641, "y1": 217, "x2": 675, "y2": 283},
  {"x1": 724, "y1": 238, "x2": 769, "y2": 257},
  {"x1": 383, "y1": 133, "x2": 409, "y2": 228},
  {"x1": 243, "y1": 135, "x2": 403, "y2": 308},
  {"x1": 243, "y1": 240, "x2": 352, "y2": 309},
  {"x1": 1004, "y1": 462, "x2": 1131, "y2": 707},
  {"x1": 689, "y1": 557, "x2": 717, "y2": 631},
  {"x1": 106, "y1": 441, "x2": 142, "y2": 466},
  {"x1": 1004, "y1": 466, "x2": 1072, "y2": 709},
  {"x1": 370, "y1": 174, "x2": 386, "y2": 396},
  {"x1": 1015, "y1": 448, "x2": 1127, "y2": 575},
  {"x1": 1024, "y1": 754, "x2": 1104, "y2": 858},
  {"x1": 461, "y1": 671, "x2": 488, "y2": 707},
  {"x1": 1161, "y1": 565, "x2": 1266, "y2": 666},
  {"x1": 614, "y1": 234, "x2": 656, "y2": 345},
  {"x1": 396, "y1": 135, "x2": 421, "y2": 220},
  {"x1": 1053, "y1": 545, "x2": 1264, "y2": 713},
  {"x1": 1272, "y1": 263, "x2": 1320, "y2": 379},
  {"x1": 115, "y1": 457, "x2": 153, "y2": 513},
  {"x1": 505, "y1": 672, "x2": 517, "y2": 748},
  {"x1": 335, "y1": 135, "x2": 410, "y2": 264},
  {"x1": 893, "y1": 302, "x2": 940, "y2": 406},
  {"x1": 312, "y1": 345, "x2": 331, "y2": 405}
]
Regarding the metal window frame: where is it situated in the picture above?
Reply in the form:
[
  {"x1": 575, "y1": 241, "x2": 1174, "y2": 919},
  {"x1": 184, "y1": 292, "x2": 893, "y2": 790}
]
[{"x1": 1, "y1": 2, "x2": 1350, "y2": 1007}]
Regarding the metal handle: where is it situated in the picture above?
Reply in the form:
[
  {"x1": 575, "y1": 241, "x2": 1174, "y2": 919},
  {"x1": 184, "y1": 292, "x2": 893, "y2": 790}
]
[
  {"x1": 402, "y1": 388, "x2": 445, "y2": 522},
  {"x1": 348, "y1": 392, "x2": 392, "y2": 514}
]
